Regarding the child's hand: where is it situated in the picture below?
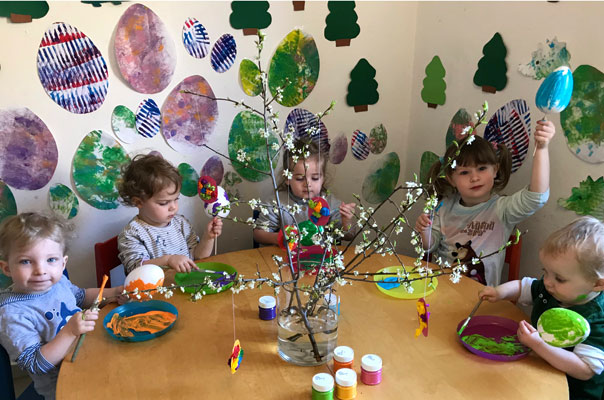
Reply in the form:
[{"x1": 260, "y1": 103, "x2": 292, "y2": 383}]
[
  {"x1": 534, "y1": 120, "x2": 556, "y2": 149},
  {"x1": 479, "y1": 286, "x2": 501, "y2": 302},
  {"x1": 339, "y1": 202, "x2": 356, "y2": 230},
  {"x1": 65, "y1": 309, "x2": 98, "y2": 337},
  {"x1": 415, "y1": 213, "x2": 432, "y2": 232},
  {"x1": 206, "y1": 217, "x2": 222, "y2": 239},
  {"x1": 109, "y1": 285, "x2": 129, "y2": 305},
  {"x1": 517, "y1": 320, "x2": 544, "y2": 349},
  {"x1": 167, "y1": 255, "x2": 198, "y2": 273}
]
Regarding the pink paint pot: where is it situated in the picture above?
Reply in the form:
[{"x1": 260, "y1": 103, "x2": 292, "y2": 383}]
[{"x1": 360, "y1": 354, "x2": 382, "y2": 385}]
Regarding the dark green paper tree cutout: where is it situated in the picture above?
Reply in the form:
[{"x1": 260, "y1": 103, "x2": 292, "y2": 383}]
[
  {"x1": 473, "y1": 32, "x2": 507, "y2": 93},
  {"x1": 82, "y1": 1, "x2": 122, "y2": 7},
  {"x1": 0, "y1": 1, "x2": 48, "y2": 23},
  {"x1": 421, "y1": 55, "x2": 446, "y2": 108},
  {"x1": 558, "y1": 176, "x2": 604, "y2": 220},
  {"x1": 324, "y1": 1, "x2": 360, "y2": 47},
  {"x1": 346, "y1": 58, "x2": 379, "y2": 112},
  {"x1": 230, "y1": 1, "x2": 271, "y2": 36}
]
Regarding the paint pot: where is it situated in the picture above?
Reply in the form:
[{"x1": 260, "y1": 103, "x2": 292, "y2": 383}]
[
  {"x1": 335, "y1": 368, "x2": 357, "y2": 399},
  {"x1": 312, "y1": 372, "x2": 334, "y2": 400},
  {"x1": 333, "y1": 346, "x2": 354, "y2": 373},
  {"x1": 258, "y1": 295, "x2": 276, "y2": 320},
  {"x1": 360, "y1": 354, "x2": 382, "y2": 385},
  {"x1": 324, "y1": 293, "x2": 340, "y2": 315}
]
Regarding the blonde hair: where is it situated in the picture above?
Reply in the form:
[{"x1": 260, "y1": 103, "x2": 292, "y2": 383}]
[
  {"x1": 0, "y1": 213, "x2": 73, "y2": 261},
  {"x1": 541, "y1": 216, "x2": 604, "y2": 279}
]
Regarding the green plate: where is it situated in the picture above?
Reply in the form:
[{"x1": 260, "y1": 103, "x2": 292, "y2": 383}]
[
  {"x1": 174, "y1": 262, "x2": 237, "y2": 294},
  {"x1": 373, "y1": 266, "x2": 438, "y2": 299}
]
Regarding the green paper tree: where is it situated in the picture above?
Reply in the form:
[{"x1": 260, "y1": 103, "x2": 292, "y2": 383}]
[
  {"x1": 81, "y1": 1, "x2": 122, "y2": 7},
  {"x1": 559, "y1": 176, "x2": 604, "y2": 220},
  {"x1": 324, "y1": 1, "x2": 360, "y2": 47},
  {"x1": 230, "y1": 1, "x2": 271, "y2": 36},
  {"x1": 346, "y1": 58, "x2": 379, "y2": 112},
  {"x1": 473, "y1": 32, "x2": 507, "y2": 93},
  {"x1": 421, "y1": 56, "x2": 446, "y2": 108},
  {"x1": 0, "y1": 1, "x2": 48, "y2": 23}
]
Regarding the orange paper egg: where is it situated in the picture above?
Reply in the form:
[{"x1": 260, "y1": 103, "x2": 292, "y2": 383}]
[{"x1": 124, "y1": 264, "x2": 165, "y2": 300}]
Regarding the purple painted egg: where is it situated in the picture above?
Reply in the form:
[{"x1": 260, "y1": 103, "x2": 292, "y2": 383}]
[
  {"x1": 329, "y1": 134, "x2": 348, "y2": 165},
  {"x1": 182, "y1": 17, "x2": 210, "y2": 59},
  {"x1": 201, "y1": 156, "x2": 224, "y2": 185},
  {"x1": 211, "y1": 34, "x2": 237, "y2": 73},
  {"x1": 284, "y1": 108, "x2": 330, "y2": 152},
  {"x1": 351, "y1": 130, "x2": 370, "y2": 161},
  {"x1": 136, "y1": 99, "x2": 161, "y2": 138}
]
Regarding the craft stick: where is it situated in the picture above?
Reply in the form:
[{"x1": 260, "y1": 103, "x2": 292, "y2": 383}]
[
  {"x1": 71, "y1": 275, "x2": 108, "y2": 362},
  {"x1": 214, "y1": 237, "x2": 218, "y2": 256}
]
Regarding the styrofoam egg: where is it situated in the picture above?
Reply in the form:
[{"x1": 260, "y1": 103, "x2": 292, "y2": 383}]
[
  {"x1": 537, "y1": 307, "x2": 590, "y2": 348},
  {"x1": 535, "y1": 66, "x2": 573, "y2": 114},
  {"x1": 124, "y1": 264, "x2": 165, "y2": 300},
  {"x1": 203, "y1": 186, "x2": 230, "y2": 218}
]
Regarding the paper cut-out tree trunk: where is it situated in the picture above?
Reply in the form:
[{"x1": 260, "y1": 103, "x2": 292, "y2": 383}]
[
  {"x1": 0, "y1": 1, "x2": 48, "y2": 23},
  {"x1": 293, "y1": 1, "x2": 305, "y2": 11},
  {"x1": 347, "y1": 58, "x2": 379, "y2": 112},
  {"x1": 421, "y1": 56, "x2": 446, "y2": 108},
  {"x1": 324, "y1": 1, "x2": 360, "y2": 47},
  {"x1": 473, "y1": 32, "x2": 507, "y2": 93},
  {"x1": 230, "y1": 1, "x2": 271, "y2": 36}
]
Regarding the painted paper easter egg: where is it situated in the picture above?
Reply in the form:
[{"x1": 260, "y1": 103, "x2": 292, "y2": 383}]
[
  {"x1": 178, "y1": 163, "x2": 199, "y2": 197},
  {"x1": 115, "y1": 3, "x2": 176, "y2": 93},
  {"x1": 124, "y1": 264, "x2": 165, "y2": 300},
  {"x1": 0, "y1": 181, "x2": 17, "y2": 224},
  {"x1": 420, "y1": 151, "x2": 439, "y2": 184},
  {"x1": 239, "y1": 59, "x2": 262, "y2": 97},
  {"x1": 182, "y1": 17, "x2": 210, "y2": 59},
  {"x1": 204, "y1": 186, "x2": 230, "y2": 218},
  {"x1": 48, "y1": 183, "x2": 79, "y2": 219},
  {"x1": 197, "y1": 175, "x2": 217, "y2": 203},
  {"x1": 298, "y1": 220, "x2": 319, "y2": 246},
  {"x1": 537, "y1": 308, "x2": 590, "y2": 348},
  {"x1": 111, "y1": 105, "x2": 138, "y2": 144},
  {"x1": 351, "y1": 130, "x2": 370, "y2": 161},
  {"x1": 536, "y1": 66, "x2": 573, "y2": 114},
  {"x1": 211, "y1": 34, "x2": 237, "y2": 73},
  {"x1": 445, "y1": 108, "x2": 474, "y2": 147},
  {"x1": 37, "y1": 22, "x2": 108, "y2": 114},
  {"x1": 369, "y1": 124, "x2": 388, "y2": 154},
  {"x1": 362, "y1": 152, "x2": 400, "y2": 204},
  {"x1": 161, "y1": 75, "x2": 218, "y2": 153},
  {"x1": 0, "y1": 107, "x2": 58, "y2": 190},
  {"x1": 136, "y1": 99, "x2": 161, "y2": 138},
  {"x1": 201, "y1": 156, "x2": 224, "y2": 185},
  {"x1": 308, "y1": 197, "x2": 330, "y2": 226},
  {"x1": 329, "y1": 134, "x2": 347, "y2": 165},
  {"x1": 284, "y1": 108, "x2": 330, "y2": 152}
]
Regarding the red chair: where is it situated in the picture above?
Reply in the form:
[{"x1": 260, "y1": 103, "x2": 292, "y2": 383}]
[
  {"x1": 94, "y1": 236, "x2": 121, "y2": 288},
  {"x1": 504, "y1": 234, "x2": 523, "y2": 282}
]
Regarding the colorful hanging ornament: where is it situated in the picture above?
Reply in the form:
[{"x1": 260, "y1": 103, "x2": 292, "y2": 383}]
[
  {"x1": 415, "y1": 298, "x2": 430, "y2": 338},
  {"x1": 197, "y1": 176, "x2": 218, "y2": 203},
  {"x1": 228, "y1": 339, "x2": 244, "y2": 374},
  {"x1": 308, "y1": 197, "x2": 330, "y2": 225},
  {"x1": 278, "y1": 225, "x2": 299, "y2": 251},
  {"x1": 535, "y1": 66, "x2": 574, "y2": 116}
]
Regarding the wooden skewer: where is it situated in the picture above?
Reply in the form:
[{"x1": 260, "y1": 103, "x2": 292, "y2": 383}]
[{"x1": 71, "y1": 275, "x2": 108, "y2": 362}]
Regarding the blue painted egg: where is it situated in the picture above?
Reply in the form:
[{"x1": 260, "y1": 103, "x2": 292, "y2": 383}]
[
  {"x1": 351, "y1": 130, "x2": 370, "y2": 161},
  {"x1": 536, "y1": 66, "x2": 573, "y2": 114},
  {"x1": 182, "y1": 17, "x2": 210, "y2": 59},
  {"x1": 136, "y1": 99, "x2": 161, "y2": 138},
  {"x1": 211, "y1": 34, "x2": 237, "y2": 73}
]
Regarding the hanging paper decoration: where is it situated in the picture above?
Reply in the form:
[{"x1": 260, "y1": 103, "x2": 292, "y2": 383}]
[
  {"x1": 308, "y1": 197, "x2": 330, "y2": 225},
  {"x1": 419, "y1": 151, "x2": 439, "y2": 185},
  {"x1": 111, "y1": 105, "x2": 138, "y2": 144},
  {"x1": 197, "y1": 176, "x2": 218, "y2": 203},
  {"x1": 229, "y1": 1, "x2": 271, "y2": 35},
  {"x1": 162, "y1": 75, "x2": 218, "y2": 153},
  {"x1": 351, "y1": 130, "x2": 370, "y2": 161},
  {"x1": 0, "y1": 181, "x2": 17, "y2": 224},
  {"x1": 178, "y1": 163, "x2": 199, "y2": 197},
  {"x1": 182, "y1": 17, "x2": 210, "y2": 59},
  {"x1": 136, "y1": 99, "x2": 161, "y2": 138},
  {"x1": 0, "y1": 1, "x2": 48, "y2": 23},
  {"x1": 369, "y1": 124, "x2": 387, "y2": 154},
  {"x1": 0, "y1": 108, "x2": 58, "y2": 190},
  {"x1": 415, "y1": 299, "x2": 430, "y2": 337},
  {"x1": 211, "y1": 34, "x2": 237, "y2": 73},
  {"x1": 49, "y1": 183, "x2": 79, "y2": 220},
  {"x1": 484, "y1": 99, "x2": 531, "y2": 173},
  {"x1": 362, "y1": 152, "x2": 400, "y2": 204},
  {"x1": 228, "y1": 339, "x2": 244, "y2": 374},
  {"x1": 329, "y1": 134, "x2": 348, "y2": 165},
  {"x1": 268, "y1": 29, "x2": 319, "y2": 107},
  {"x1": 284, "y1": 109, "x2": 329, "y2": 152},
  {"x1": 421, "y1": 56, "x2": 446, "y2": 108},
  {"x1": 445, "y1": 109, "x2": 474, "y2": 148},
  {"x1": 278, "y1": 225, "x2": 299, "y2": 251},
  {"x1": 201, "y1": 156, "x2": 224, "y2": 185},
  {"x1": 518, "y1": 37, "x2": 571, "y2": 80},
  {"x1": 558, "y1": 176, "x2": 604, "y2": 220},
  {"x1": 536, "y1": 66, "x2": 573, "y2": 115},
  {"x1": 37, "y1": 22, "x2": 108, "y2": 114},
  {"x1": 324, "y1": 1, "x2": 360, "y2": 47},
  {"x1": 72, "y1": 130, "x2": 130, "y2": 210},
  {"x1": 239, "y1": 59, "x2": 262, "y2": 97},
  {"x1": 204, "y1": 186, "x2": 230, "y2": 218},
  {"x1": 473, "y1": 32, "x2": 507, "y2": 93},
  {"x1": 347, "y1": 59, "x2": 379, "y2": 112},
  {"x1": 115, "y1": 3, "x2": 176, "y2": 94}
]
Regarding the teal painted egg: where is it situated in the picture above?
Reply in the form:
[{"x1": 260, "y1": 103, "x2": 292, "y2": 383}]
[
  {"x1": 537, "y1": 307, "x2": 590, "y2": 348},
  {"x1": 535, "y1": 66, "x2": 573, "y2": 114}
]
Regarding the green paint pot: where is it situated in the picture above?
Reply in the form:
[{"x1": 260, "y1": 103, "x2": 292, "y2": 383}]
[{"x1": 537, "y1": 308, "x2": 590, "y2": 348}]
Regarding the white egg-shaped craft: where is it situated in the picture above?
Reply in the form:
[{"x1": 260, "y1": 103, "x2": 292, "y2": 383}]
[
  {"x1": 535, "y1": 66, "x2": 574, "y2": 114},
  {"x1": 537, "y1": 307, "x2": 590, "y2": 348},
  {"x1": 204, "y1": 186, "x2": 230, "y2": 218},
  {"x1": 124, "y1": 264, "x2": 165, "y2": 300}
]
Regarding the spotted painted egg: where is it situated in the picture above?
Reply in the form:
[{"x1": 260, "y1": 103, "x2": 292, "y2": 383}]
[
  {"x1": 537, "y1": 307, "x2": 590, "y2": 348},
  {"x1": 124, "y1": 264, "x2": 165, "y2": 300},
  {"x1": 351, "y1": 129, "x2": 370, "y2": 161}
]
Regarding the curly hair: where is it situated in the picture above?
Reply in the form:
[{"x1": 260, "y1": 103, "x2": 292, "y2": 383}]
[
  {"x1": 277, "y1": 139, "x2": 329, "y2": 192},
  {"x1": 119, "y1": 154, "x2": 182, "y2": 206}
]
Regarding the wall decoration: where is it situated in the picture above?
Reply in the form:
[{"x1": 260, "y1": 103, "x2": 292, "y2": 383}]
[
  {"x1": 445, "y1": 109, "x2": 474, "y2": 147},
  {"x1": 48, "y1": 183, "x2": 79, "y2": 219},
  {"x1": 560, "y1": 65, "x2": 604, "y2": 163},
  {"x1": 0, "y1": 1, "x2": 48, "y2": 23},
  {"x1": 324, "y1": 1, "x2": 360, "y2": 47},
  {"x1": 268, "y1": 29, "x2": 319, "y2": 107},
  {"x1": 0, "y1": 108, "x2": 58, "y2": 190},
  {"x1": 223, "y1": 171, "x2": 242, "y2": 200},
  {"x1": 347, "y1": 58, "x2": 379, "y2": 112},
  {"x1": 228, "y1": 111, "x2": 278, "y2": 182},
  {"x1": 111, "y1": 105, "x2": 138, "y2": 144},
  {"x1": 201, "y1": 156, "x2": 224, "y2": 185},
  {"x1": 369, "y1": 124, "x2": 387, "y2": 154},
  {"x1": 81, "y1": 1, "x2": 122, "y2": 7},
  {"x1": 351, "y1": 130, "x2": 370, "y2": 161},
  {"x1": 72, "y1": 130, "x2": 130, "y2": 210},
  {"x1": 182, "y1": 17, "x2": 210, "y2": 59},
  {"x1": 239, "y1": 59, "x2": 262, "y2": 97},
  {"x1": 518, "y1": 37, "x2": 571, "y2": 80},
  {"x1": 421, "y1": 56, "x2": 446, "y2": 108},
  {"x1": 362, "y1": 152, "x2": 400, "y2": 204},
  {"x1": 420, "y1": 151, "x2": 439, "y2": 184},
  {"x1": 0, "y1": 181, "x2": 17, "y2": 224},
  {"x1": 178, "y1": 163, "x2": 199, "y2": 197},
  {"x1": 293, "y1": 1, "x2": 305, "y2": 11},
  {"x1": 484, "y1": 99, "x2": 531, "y2": 173},
  {"x1": 211, "y1": 33, "x2": 237, "y2": 73},
  {"x1": 473, "y1": 32, "x2": 507, "y2": 93},
  {"x1": 37, "y1": 22, "x2": 108, "y2": 114},
  {"x1": 162, "y1": 75, "x2": 218, "y2": 153},
  {"x1": 558, "y1": 176, "x2": 604, "y2": 220},
  {"x1": 229, "y1": 1, "x2": 271, "y2": 36},
  {"x1": 535, "y1": 66, "x2": 573, "y2": 116},
  {"x1": 329, "y1": 134, "x2": 347, "y2": 165},
  {"x1": 284, "y1": 108, "x2": 329, "y2": 152},
  {"x1": 115, "y1": 3, "x2": 176, "y2": 94},
  {"x1": 136, "y1": 98, "x2": 161, "y2": 138}
]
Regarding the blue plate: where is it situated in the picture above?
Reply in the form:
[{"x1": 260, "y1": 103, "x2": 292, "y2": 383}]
[{"x1": 103, "y1": 300, "x2": 178, "y2": 342}]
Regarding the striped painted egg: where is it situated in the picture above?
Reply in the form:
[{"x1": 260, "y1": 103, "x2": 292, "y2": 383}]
[
  {"x1": 136, "y1": 99, "x2": 161, "y2": 138},
  {"x1": 182, "y1": 17, "x2": 210, "y2": 59},
  {"x1": 211, "y1": 34, "x2": 237, "y2": 73},
  {"x1": 351, "y1": 130, "x2": 370, "y2": 161},
  {"x1": 536, "y1": 66, "x2": 574, "y2": 114},
  {"x1": 284, "y1": 108, "x2": 330, "y2": 152},
  {"x1": 37, "y1": 22, "x2": 108, "y2": 114}
]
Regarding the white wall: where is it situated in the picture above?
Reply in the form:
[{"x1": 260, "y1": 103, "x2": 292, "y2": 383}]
[{"x1": 0, "y1": 1, "x2": 417, "y2": 288}]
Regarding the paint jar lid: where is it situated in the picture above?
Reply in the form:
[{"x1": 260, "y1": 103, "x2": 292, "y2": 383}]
[
  {"x1": 312, "y1": 373, "x2": 334, "y2": 392},
  {"x1": 258, "y1": 295, "x2": 276, "y2": 309},
  {"x1": 335, "y1": 368, "x2": 357, "y2": 387},
  {"x1": 361, "y1": 354, "x2": 382, "y2": 372},
  {"x1": 333, "y1": 346, "x2": 354, "y2": 362}
]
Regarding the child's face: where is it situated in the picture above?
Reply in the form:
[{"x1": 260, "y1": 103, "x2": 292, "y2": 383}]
[
  {"x1": 135, "y1": 183, "x2": 180, "y2": 227},
  {"x1": 539, "y1": 249, "x2": 604, "y2": 305},
  {"x1": 288, "y1": 157, "x2": 324, "y2": 200},
  {"x1": 447, "y1": 163, "x2": 498, "y2": 206},
  {"x1": 0, "y1": 238, "x2": 67, "y2": 294}
]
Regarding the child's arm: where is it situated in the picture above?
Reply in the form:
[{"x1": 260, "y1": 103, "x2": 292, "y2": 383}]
[
  {"x1": 253, "y1": 228, "x2": 280, "y2": 246},
  {"x1": 479, "y1": 280, "x2": 522, "y2": 303},
  {"x1": 40, "y1": 309, "x2": 98, "y2": 366},
  {"x1": 529, "y1": 120, "x2": 555, "y2": 193},
  {"x1": 194, "y1": 217, "x2": 223, "y2": 259},
  {"x1": 339, "y1": 202, "x2": 356, "y2": 241},
  {"x1": 415, "y1": 214, "x2": 434, "y2": 249},
  {"x1": 517, "y1": 320, "x2": 595, "y2": 380}
]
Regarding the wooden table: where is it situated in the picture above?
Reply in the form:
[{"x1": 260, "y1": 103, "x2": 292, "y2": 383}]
[{"x1": 57, "y1": 247, "x2": 567, "y2": 399}]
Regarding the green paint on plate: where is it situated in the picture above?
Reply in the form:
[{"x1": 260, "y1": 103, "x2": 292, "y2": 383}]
[
  {"x1": 49, "y1": 183, "x2": 79, "y2": 219},
  {"x1": 178, "y1": 163, "x2": 199, "y2": 197},
  {"x1": 361, "y1": 152, "x2": 400, "y2": 204},
  {"x1": 462, "y1": 334, "x2": 525, "y2": 355}
]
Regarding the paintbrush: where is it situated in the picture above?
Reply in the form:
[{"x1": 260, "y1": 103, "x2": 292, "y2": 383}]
[
  {"x1": 71, "y1": 274, "x2": 108, "y2": 362},
  {"x1": 457, "y1": 298, "x2": 483, "y2": 336}
]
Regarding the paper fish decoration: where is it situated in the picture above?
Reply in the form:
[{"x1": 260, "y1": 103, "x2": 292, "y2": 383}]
[
  {"x1": 198, "y1": 176, "x2": 218, "y2": 203},
  {"x1": 228, "y1": 339, "x2": 244, "y2": 374},
  {"x1": 308, "y1": 197, "x2": 330, "y2": 225},
  {"x1": 278, "y1": 225, "x2": 298, "y2": 251},
  {"x1": 415, "y1": 298, "x2": 430, "y2": 337},
  {"x1": 535, "y1": 66, "x2": 573, "y2": 114}
]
